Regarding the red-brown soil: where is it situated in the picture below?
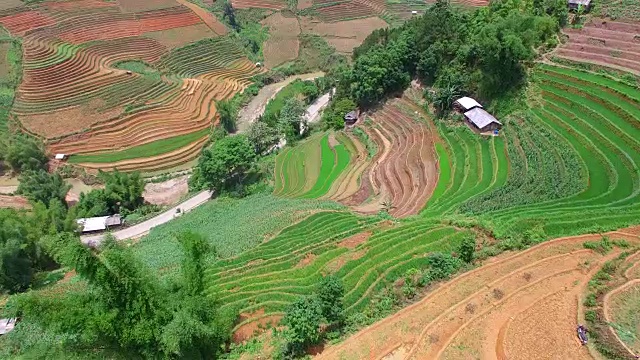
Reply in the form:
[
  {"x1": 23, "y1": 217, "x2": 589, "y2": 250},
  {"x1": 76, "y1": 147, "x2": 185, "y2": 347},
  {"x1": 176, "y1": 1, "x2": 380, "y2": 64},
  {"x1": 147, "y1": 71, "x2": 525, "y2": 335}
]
[
  {"x1": 338, "y1": 231, "x2": 371, "y2": 249},
  {"x1": 233, "y1": 308, "x2": 282, "y2": 343},
  {"x1": 118, "y1": 0, "x2": 182, "y2": 12},
  {"x1": 344, "y1": 96, "x2": 439, "y2": 218},
  {"x1": 558, "y1": 19, "x2": 640, "y2": 75},
  {"x1": 296, "y1": 253, "x2": 317, "y2": 268},
  {"x1": 0, "y1": 194, "x2": 31, "y2": 210},
  {"x1": 315, "y1": 231, "x2": 640, "y2": 360},
  {"x1": 261, "y1": 13, "x2": 300, "y2": 68}
]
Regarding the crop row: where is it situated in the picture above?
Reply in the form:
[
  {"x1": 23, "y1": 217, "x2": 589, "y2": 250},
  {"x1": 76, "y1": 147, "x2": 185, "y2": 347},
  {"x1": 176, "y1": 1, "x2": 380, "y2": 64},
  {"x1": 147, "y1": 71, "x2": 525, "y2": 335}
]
[
  {"x1": 275, "y1": 133, "x2": 352, "y2": 199},
  {"x1": 205, "y1": 210, "x2": 468, "y2": 324},
  {"x1": 157, "y1": 37, "x2": 247, "y2": 78},
  {"x1": 471, "y1": 65, "x2": 640, "y2": 238}
]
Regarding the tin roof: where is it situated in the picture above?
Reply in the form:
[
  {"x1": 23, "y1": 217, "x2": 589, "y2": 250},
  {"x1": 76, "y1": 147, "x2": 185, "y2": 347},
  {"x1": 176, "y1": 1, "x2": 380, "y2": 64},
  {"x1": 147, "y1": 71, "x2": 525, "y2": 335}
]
[
  {"x1": 455, "y1": 97, "x2": 483, "y2": 110},
  {"x1": 463, "y1": 108, "x2": 502, "y2": 129}
]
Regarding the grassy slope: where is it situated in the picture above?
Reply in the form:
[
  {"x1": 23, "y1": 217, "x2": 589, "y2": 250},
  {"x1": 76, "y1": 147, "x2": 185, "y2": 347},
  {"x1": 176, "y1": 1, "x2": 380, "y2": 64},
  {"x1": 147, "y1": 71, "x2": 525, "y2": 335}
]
[{"x1": 131, "y1": 193, "x2": 344, "y2": 272}]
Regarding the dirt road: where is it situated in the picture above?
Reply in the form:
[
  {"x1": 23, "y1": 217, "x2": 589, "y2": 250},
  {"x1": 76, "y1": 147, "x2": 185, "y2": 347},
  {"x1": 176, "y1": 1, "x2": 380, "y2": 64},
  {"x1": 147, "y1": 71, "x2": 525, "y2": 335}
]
[
  {"x1": 236, "y1": 72, "x2": 324, "y2": 133},
  {"x1": 305, "y1": 89, "x2": 333, "y2": 124},
  {"x1": 81, "y1": 190, "x2": 212, "y2": 246}
]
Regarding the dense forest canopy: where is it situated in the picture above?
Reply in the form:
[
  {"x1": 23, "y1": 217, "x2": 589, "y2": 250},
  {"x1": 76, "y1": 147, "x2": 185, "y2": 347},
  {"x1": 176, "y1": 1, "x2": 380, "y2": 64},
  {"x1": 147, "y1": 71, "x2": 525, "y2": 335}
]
[{"x1": 337, "y1": 0, "x2": 565, "y2": 110}]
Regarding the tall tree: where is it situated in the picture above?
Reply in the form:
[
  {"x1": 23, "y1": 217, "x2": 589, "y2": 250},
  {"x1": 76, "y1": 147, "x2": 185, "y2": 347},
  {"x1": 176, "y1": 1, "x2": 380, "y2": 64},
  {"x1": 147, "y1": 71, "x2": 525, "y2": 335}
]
[
  {"x1": 278, "y1": 98, "x2": 307, "y2": 140},
  {"x1": 281, "y1": 296, "x2": 323, "y2": 357},
  {"x1": 316, "y1": 275, "x2": 345, "y2": 326},
  {"x1": 216, "y1": 99, "x2": 238, "y2": 133},
  {"x1": 5, "y1": 135, "x2": 48, "y2": 172},
  {"x1": 196, "y1": 135, "x2": 257, "y2": 194},
  {"x1": 17, "y1": 170, "x2": 70, "y2": 207},
  {"x1": 247, "y1": 120, "x2": 279, "y2": 154}
]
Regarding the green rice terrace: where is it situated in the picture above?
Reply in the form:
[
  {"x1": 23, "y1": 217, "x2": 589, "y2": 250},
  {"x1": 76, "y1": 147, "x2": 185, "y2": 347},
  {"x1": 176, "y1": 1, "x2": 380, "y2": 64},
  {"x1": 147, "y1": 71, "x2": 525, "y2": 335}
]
[
  {"x1": 2, "y1": 0, "x2": 640, "y2": 359},
  {"x1": 196, "y1": 64, "x2": 640, "y2": 354}
]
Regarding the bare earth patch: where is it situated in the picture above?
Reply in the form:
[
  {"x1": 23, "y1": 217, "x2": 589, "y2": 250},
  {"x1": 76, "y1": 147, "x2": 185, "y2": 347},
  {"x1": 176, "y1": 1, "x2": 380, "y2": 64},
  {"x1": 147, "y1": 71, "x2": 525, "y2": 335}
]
[
  {"x1": 261, "y1": 13, "x2": 300, "y2": 68},
  {"x1": 297, "y1": 0, "x2": 313, "y2": 9},
  {"x1": 22, "y1": 104, "x2": 122, "y2": 139},
  {"x1": 0, "y1": 194, "x2": 31, "y2": 210},
  {"x1": 300, "y1": 16, "x2": 387, "y2": 54},
  {"x1": 144, "y1": 24, "x2": 215, "y2": 49},
  {"x1": 338, "y1": 231, "x2": 371, "y2": 249},
  {"x1": 233, "y1": 308, "x2": 282, "y2": 343},
  {"x1": 296, "y1": 253, "x2": 317, "y2": 268},
  {"x1": 0, "y1": 0, "x2": 23, "y2": 11},
  {"x1": 143, "y1": 175, "x2": 189, "y2": 206}
]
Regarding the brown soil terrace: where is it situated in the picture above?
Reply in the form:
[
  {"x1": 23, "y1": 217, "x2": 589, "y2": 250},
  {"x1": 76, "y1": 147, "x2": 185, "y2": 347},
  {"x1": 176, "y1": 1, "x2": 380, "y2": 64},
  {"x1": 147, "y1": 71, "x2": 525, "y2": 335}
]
[
  {"x1": 315, "y1": 230, "x2": 640, "y2": 359},
  {"x1": 559, "y1": 19, "x2": 640, "y2": 75},
  {"x1": 344, "y1": 96, "x2": 439, "y2": 218}
]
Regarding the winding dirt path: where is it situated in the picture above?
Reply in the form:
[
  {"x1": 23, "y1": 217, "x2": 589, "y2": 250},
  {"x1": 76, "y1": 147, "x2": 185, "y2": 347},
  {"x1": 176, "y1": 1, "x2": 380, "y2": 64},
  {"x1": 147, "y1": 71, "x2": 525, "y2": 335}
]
[
  {"x1": 174, "y1": 0, "x2": 227, "y2": 35},
  {"x1": 315, "y1": 231, "x2": 640, "y2": 360},
  {"x1": 236, "y1": 72, "x2": 324, "y2": 133}
]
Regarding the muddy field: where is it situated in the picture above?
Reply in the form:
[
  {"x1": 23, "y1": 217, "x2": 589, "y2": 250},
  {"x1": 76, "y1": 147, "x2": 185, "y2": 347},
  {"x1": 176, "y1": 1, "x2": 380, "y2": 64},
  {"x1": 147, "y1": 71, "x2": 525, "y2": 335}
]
[
  {"x1": 261, "y1": 12, "x2": 301, "y2": 68},
  {"x1": 316, "y1": 231, "x2": 640, "y2": 359}
]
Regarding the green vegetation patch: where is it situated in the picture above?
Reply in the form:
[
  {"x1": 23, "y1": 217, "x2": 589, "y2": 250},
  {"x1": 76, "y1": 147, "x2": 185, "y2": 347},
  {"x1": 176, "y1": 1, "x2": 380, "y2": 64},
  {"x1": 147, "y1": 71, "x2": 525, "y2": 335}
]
[
  {"x1": 132, "y1": 193, "x2": 345, "y2": 271},
  {"x1": 113, "y1": 60, "x2": 161, "y2": 80},
  {"x1": 68, "y1": 129, "x2": 209, "y2": 164}
]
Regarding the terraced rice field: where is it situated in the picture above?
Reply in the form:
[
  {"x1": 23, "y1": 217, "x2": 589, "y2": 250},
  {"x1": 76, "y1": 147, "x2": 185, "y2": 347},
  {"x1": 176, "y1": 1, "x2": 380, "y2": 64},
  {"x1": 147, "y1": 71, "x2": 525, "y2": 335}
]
[
  {"x1": 559, "y1": 19, "x2": 640, "y2": 75},
  {"x1": 274, "y1": 132, "x2": 351, "y2": 199},
  {"x1": 603, "y1": 250, "x2": 640, "y2": 356},
  {"x1": 241, "y1": 64, "x2": 640, "y2": 348},
  {"x1": 206, "y1": 211, "x2": 473, "y2": 334},
  {"x1": 469, "y1": 64, "x2": 640, "y2": 239},
  {"x1": 231, "y1": 0, "x2": 288, "y2": 10},
  {"x1": 274, "y1": 96, "x2": 439, "y2": 218},
  {"x1": 0, "y1": 1, "x2": 260, "y2": 172},
  {"x1": 312, "y1": 0, "x2": 388, "y2": 22},
  {"x1": 317, "y1": 231, "x2": 640, "y2": 360}
]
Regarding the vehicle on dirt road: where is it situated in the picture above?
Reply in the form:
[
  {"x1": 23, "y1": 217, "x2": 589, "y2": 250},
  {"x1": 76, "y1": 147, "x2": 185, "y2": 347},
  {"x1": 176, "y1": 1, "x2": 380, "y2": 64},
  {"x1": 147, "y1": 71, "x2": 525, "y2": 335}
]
[{"x1": 577, "y1": 325, "x2": 588, "y2": 345}]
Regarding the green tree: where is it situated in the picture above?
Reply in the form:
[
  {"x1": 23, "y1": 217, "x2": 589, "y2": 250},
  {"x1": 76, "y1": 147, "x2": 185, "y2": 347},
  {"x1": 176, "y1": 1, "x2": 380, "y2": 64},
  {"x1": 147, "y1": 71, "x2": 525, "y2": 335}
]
[
  {"x1": 278, "y1": 98, "x2": 307, "y2": 141},
  {"x1": 5, "y1": 135, "x2": 48, "y2": 172},
  {"x1": 316, "y1": 275, "x2": 345, "y2": 326},
  {"x1": 322, "y1": 98, "x2": 356, "y2": 130},
  {"x1": 431, "y1": 84, "x2": 461, "y2": 117},
  {"x1": 222, "y1": 0, "x2": 239, "y2": 31},
  {"x1": 101, "y1": 170, "x2": 145, "y2": 213},
  {"x1": 281, "y1": 296, "x2": 323, "y2": 357},
  {"x1": 75, "y1": 170, "x2": 144, "y2": 217},
  {"x1": 75, "y1": 189, "x2": 110, "y2": 218},
  {"x1": 247, "y1": 120, "x2": 279, "y2": 154},
  {"x1": 12, "y1": 231, "x2": 235, "y2": 358},
  {"x1": 458, "y1": 235, "x2": 476, "y2": 263},
  {"x1": 216, "y1": 99, "x2": 238, "y2": 133},
  {"x1": 197, "y1": 135, "x2": 257, "y2": 194},
  {"x1": 17, "y1": 170, "x2": 70, "y2": 207}
]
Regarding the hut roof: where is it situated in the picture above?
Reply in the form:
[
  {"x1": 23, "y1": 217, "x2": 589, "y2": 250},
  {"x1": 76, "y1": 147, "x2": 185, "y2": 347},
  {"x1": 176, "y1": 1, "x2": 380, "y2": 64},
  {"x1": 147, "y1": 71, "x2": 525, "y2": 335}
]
[
  {"x1": 344, "y1": 110, "x2": 358, "y2": 121},
  {"x1": 455, "y1": 97, "x2": 482, "y2": 110},
  {"x1": 464, "y1": 108, "x2": 502, "y2": 129},
  {"x1": 0, "y1": 318, "x2": 17, "y2": 335},
  {"x1": 568, "y1": 0, "x2": 591, "y2": 5},
  {"x1": 77, "y1": 215, "x2": 121, "y2": 233}
]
